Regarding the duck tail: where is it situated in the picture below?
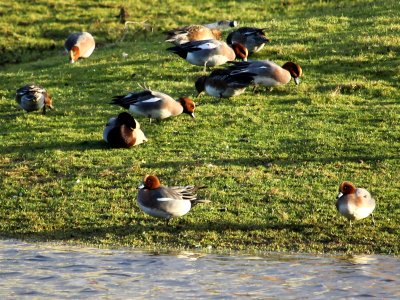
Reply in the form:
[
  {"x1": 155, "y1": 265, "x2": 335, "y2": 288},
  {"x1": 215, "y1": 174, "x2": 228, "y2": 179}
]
[
  {"x1": 166, "y1": 45, "x2": 188, "y2": 59},
  {"x1": 110, "y1": 95, "x2": 131, "y2": 109}
]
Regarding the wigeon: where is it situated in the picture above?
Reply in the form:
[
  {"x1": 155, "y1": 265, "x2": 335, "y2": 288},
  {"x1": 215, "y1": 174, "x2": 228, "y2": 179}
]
[
  {"x1": 227, "y1": 27, "x2": 270, "y2": 54},
  {"x1": 203, "y1": 20, "x2": 238, "y2": 29},
  {"x1": 110, "y1": 89, "x2": 195, "y2": 121},
  {"x1": 64, "y1": 32, "x2": 95, "y2": 63},
  {"x1": 167, "y1": 39, "x2": 248, "y2": 72},
  {"x1": 336, "y1": 181, "x2": 376, "y2": 226},
  {"x1": 165, "y1": 25, "x2": 222, "y2": 45},
  {"x1": 195, "y1": 68, "x2": 255, "y2": 98},
  {"x1": 228, "y1": 60, "x2": 302, "y2": 90},
  {"x1": 103, "y1": 112, "x2": 147, "y2": 148},
  {"x1": 16, "y1": 84, "x2": 53, "y2": 114},
  {"x1": 137, "y1": 175, "x2": 210, "y2": 223}
]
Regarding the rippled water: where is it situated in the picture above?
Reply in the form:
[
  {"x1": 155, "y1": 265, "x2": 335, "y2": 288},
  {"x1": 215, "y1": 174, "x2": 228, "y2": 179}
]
[{"x1": 0, "y1": 240, "x2": 399, "y2": 299}]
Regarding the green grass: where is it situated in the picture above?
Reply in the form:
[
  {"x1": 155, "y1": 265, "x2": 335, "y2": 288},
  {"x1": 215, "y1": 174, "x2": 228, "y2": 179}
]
[{"x1": 0, "y1": 0, "x2": 399, "y2": 255}]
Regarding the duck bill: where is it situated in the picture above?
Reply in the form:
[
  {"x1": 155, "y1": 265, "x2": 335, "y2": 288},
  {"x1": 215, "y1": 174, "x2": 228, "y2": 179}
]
[
  {"x1": 294, "y1": 77, "x2": 301, "y2": 85},
  {"x1": 190, "y1": 112, "x2": 195, "y2": 118}
]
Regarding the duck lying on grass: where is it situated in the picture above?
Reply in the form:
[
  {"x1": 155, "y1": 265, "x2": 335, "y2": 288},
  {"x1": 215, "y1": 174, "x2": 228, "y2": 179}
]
[
  {"x1": 103, "y1": 112, "x2": 147, "y2": 148},
  {"x1": 336, "y1": 181, "x2": 376, "y2": 226},
  {"x1": 137, "y1": 175, "x2": 210, "y2": 224}
]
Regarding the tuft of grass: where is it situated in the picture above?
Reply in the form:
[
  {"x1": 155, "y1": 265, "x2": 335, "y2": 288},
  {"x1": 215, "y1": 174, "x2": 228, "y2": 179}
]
[{"x1": 0, "y1": 0, "x2": 399, "y2": 255}]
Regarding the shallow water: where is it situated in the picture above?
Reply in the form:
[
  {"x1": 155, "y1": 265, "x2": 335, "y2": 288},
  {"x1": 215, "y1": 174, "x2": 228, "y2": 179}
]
[{"x1": 0, "y1": 240, "x2": 399, "y2": 299}]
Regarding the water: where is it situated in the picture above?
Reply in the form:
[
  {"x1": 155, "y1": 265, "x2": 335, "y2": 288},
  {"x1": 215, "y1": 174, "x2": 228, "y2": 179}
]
[{"x1": 0, "y1": 240, "x2": 399, "y2": 299}]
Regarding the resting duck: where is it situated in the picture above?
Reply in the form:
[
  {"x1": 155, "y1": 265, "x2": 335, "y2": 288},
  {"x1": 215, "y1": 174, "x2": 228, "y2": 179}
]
[
  {"x1": 336, "y1": 181, "x2": 376, "y2": 226},
  {"x1": 64, "y1": 32, "x2": 95, "y2": 63},
  {"x1": 167, "y1": 39, "x2": 248, "y2": 71},
  {"x1": 227, "y1": 27, "x2": 270, "y2": 54},
  {"x1": 195, "y1": 68, "x2": 255, "y2": 98},
  {"x1": 203, "y1": 20, "x2": 238, "y2": 29},
  {"x1": 137, "y1": 175, "x2": 210, "y2": 223},
  {"x1": 165, "y1": 25, "x2": 222, "y2": 45},
  {"x1": 16, "y1": 84, "x2": 53, "y2": 114},
  {"x1": 110, "y1": 89, "x2": 195, "y2": 121},
  {"x1": 103, "y1": 112, "x2": 147, "y2": 148},
  {"x1": 228, "y1": 60, "x2": 302, "y2": 89}
]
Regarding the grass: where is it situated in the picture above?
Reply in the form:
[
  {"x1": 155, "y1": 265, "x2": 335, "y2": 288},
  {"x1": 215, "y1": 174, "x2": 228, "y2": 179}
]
[{"x1": 0, "y1": 0, "x2": 399, "y2": 255}]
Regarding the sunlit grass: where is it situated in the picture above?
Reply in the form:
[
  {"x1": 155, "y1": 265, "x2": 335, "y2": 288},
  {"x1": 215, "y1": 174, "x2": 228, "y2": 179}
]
[{"x1": 0, "y1": 0, "x2": 399, "y2": 254}]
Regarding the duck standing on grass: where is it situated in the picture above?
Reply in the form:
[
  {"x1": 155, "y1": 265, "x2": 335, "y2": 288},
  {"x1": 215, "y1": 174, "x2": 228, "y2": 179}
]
[
  {"x1": 195, "y1": 68, "x2": 256, "y2": 98},
  {"x1": 103, "y1": 112, "x2": 147, "y2": 148},
  {"x1": 16, "y1": 84, "x2": 53, "y2": 114},
  {"x1": 228, "y1": 60, "x2": 302, "y2": 91},
  {"x1": 64, "y1": 32, "x2": 95, "y2": 63},
  {"x1": 336, "y1": 181, "x2": 376, "y2": 226},
  {"x1": 227, "y1": 27, "x2": 270, "y2": 54},
  {"x1": 167, "y1": 39, "x2": 248, "y2": 72},
  {"x1": 137, "y1": 175, "x2": 210, "y2": 224},
  {"x1": 110, "y1": 88, "x2": 195, "y2": 122}
]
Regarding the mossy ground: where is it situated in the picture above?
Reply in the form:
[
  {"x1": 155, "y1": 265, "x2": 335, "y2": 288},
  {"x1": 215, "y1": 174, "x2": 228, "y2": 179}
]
[{"x1": 0, "y1": 0, "x2": 399, "y2": 254}]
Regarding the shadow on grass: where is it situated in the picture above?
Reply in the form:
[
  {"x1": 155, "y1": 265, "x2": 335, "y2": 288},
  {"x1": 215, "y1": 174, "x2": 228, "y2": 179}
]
[
  {"x1": 141, "y1": 155, "x2": 397, "y2": 169},
  {"x1": 0, "y1": 218, "x2": 315, "y2": 244},
  {"x1": 1, "y1": 140, "x2": 110, "y2": 154}
]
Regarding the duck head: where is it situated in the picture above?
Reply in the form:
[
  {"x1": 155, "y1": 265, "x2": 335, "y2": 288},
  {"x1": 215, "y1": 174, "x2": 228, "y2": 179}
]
[
  {"x1": 69, "y1": 46, "x2": 80, "y2": 63},
  {"x1": 179, "y1": 97, "x2": 196, "y2": 118},
  {"x1": 282, "y1": 62, "x2": 302, "y2": 85},
  {"x1": 231, "y1": 42, "x2": 248, "y2": 61},
  {"x1": 117, "y1": 112, "x2": 137, "y2": 129},
  {"x1": 339, "y1": 181, "x2": 357, "y2": 195},
  {"x1": 141, "y1": 175, "x2": 161, "y2": 190},
  {"x1": 194, "y1": 76, "x2": 207, "y2": 96}
]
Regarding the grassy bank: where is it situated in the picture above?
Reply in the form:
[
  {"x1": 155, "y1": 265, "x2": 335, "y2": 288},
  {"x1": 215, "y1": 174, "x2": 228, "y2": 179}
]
[{"x1": 0, "y1": 0, "x2": 399, "y2": 254}]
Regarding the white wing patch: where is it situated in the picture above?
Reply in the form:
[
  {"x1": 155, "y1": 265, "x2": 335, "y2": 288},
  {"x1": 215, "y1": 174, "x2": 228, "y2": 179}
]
[
  {"x1": 198, "y1": 42, "x2": 219, "y2": 50},
  {"x1": 157, "y1": 197, "x2": 177, "y2": 202},
  {"x1": 141, "y1": 97, "x2": 162, "y2": 103}
]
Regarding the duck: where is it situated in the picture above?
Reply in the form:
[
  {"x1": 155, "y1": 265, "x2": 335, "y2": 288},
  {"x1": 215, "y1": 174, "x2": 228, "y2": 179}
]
[
  {"x1": 227, "y1": 27, "x2": 270, "y2": 54},
  {"x1": 203, "y1": 20, "x2": 238, "y2": 30},
  {"x1": 195, "y1": 68, "x2": 256, "y2": 98},
  {"x1": 137, "y1": 175, "x2": 210, "y2": 223},
  {"x1": 110, "y1": 88, "x2": 195, "y2": 121},
  {"x1": 16, "y1": 84, "x2": 53, "y2": 114},
  {"x1": 64, "y1": 32, "x2": 95, "y2": 63},
  {"x1": 336, "y1": 181, "x2": 376, "y2": 226},
  {"x1": 228, "y1": 60, "x2": 302, "y2": 90},
  {"x1": 167, "y1": 39, "x2": 248, "y2": 72},
  {"x1": 165, "y1": 25, "x2": 222, "y2": 45},
  {"x1": 103, "y1": 112, "x2": 147, "y2": 148}
]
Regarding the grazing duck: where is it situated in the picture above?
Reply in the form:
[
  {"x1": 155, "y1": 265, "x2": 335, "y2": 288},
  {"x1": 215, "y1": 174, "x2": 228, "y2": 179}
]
[
  {"x1": 228, "y1": 60, "x2": 302, "y2": 90},
  {"x1": 137, "y1": 175, "x2": 210, "y2": 223},
  {"x1": 195, "y1": 68, "x2": 256, "y2": 98},
  {"x1": 64, "y1": 32, "x2": 95, "y2": 63},
  {"x1": 336, "y1": 181, "x2": 376, "y2": 226},
  {"x1": 110, "y1": 89, "x2": 195, "y2": 121},
  {"x1": 16, "y1": 84, "x2": 53, "y2": 114},
  {"x1": 227, "y1": 27, "x2": 270, "y2": 54},
  {"x1": 103, "y1": 112, "x2": 147, "y2": 148},
  {"x1": 167, "y1": 39, "x2": 248, "y2": 71},
  {"x1": 165, "y1": 25, "x2": 222, "y2": 45}
]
